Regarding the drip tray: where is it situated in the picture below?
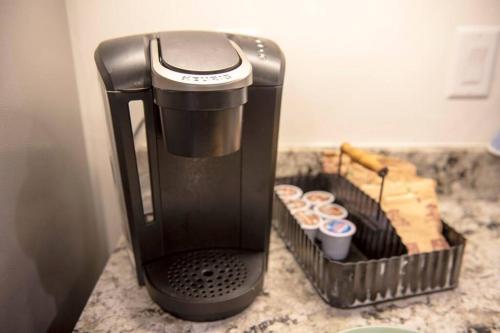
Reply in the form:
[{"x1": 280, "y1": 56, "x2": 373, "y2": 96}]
[
  {"x1": 144, "y1": 249, "x2": 264, "y2": 321},
  {"x1": 164, "y1": 250, "x2": 249, "y2": 298}
]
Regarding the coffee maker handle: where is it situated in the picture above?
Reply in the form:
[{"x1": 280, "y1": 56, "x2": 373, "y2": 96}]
[{"x1": 105, "y1": 89, "x2": 163, "y2": 283}]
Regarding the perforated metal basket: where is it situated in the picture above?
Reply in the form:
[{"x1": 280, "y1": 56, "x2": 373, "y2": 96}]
[{"x1": 273, "y1": 173, "x2": 466, "y2": 308}]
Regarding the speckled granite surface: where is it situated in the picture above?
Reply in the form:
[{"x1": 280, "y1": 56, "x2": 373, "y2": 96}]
[{"x1": 75, "y1": 149, "x2": 500, "y2": 333}]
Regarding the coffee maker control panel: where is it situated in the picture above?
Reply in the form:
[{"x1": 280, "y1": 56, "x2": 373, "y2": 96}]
[{"x1": 227, "y1": 34, "x2": 285, "y2": 86}]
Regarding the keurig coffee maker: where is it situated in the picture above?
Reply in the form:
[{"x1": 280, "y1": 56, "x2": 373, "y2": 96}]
[{"x1": 95, "y1": 31, "x2": 285, "y2": 321}]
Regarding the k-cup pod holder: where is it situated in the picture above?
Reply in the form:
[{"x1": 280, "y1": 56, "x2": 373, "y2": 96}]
[{"x1": 273, "y1": 173, "x2": 466, "y2": 308}]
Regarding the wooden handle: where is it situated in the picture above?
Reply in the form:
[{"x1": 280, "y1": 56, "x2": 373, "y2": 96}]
[{"x1": 340, "y1": 143, "x2": 388, "y2": 175}]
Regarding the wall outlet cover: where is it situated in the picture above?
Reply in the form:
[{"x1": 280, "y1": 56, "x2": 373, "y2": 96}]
[{"x1": 447, "y1": 26, "x2": 500, "y2": 98}]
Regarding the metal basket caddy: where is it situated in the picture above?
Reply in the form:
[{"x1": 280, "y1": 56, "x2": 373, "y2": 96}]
[{"x1": 273, "y1": 144, "x2": 466, "y2": 308}]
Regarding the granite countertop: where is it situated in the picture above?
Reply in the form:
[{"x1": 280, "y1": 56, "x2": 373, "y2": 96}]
[{"x1": 75, "y1": 149, "x2": 500, "y2": 333}]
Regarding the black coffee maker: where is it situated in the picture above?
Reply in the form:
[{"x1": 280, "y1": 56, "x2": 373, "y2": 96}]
[{"x1": 95, "y1": 31, "x2": 285, "y2": 321}]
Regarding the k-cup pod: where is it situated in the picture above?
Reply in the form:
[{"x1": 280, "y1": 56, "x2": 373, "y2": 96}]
[
  {"x1": 319, "y1": 219, "x2": 356, "y2": 260},
  {"x1": 285, "y1": 198, "x2": 310, "y2": 214},
  {"x1": 315, "y1": 203, "x2": 348, "y2": 221},
  {"x1": 303, "y1": 191, "x2": 335, "y2": 209},
  {"x1": 295, "y1": 210, "x2": 321, "y2": 241},
  {"x1": 274, "y1": 184, "x2": 303, "y2": 201}
]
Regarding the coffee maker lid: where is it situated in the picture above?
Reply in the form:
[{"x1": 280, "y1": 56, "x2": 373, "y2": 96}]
[
  {"x1": 159, "y1": 31, "x2": 240, "y2": 74},
  {"x1": 151, "y1": 31, "x2": 252, "y2": 92}
]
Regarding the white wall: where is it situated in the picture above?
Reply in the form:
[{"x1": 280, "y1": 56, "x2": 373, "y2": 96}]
[
  {"x1": 65, "y1": 0, "x2": 500, "y2": 246},
  {"x1": 0, "y1": 0, "x2": 107, "y2": 331}
]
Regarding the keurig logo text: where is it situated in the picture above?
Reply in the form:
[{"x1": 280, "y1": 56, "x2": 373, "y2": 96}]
[{"x1": 181, "y1": 74, "x2": 232, "y2": 83}]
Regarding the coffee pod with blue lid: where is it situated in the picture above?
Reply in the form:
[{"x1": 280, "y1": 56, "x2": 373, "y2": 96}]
[{"x1": 319, "y1": 219, "x2": 356, "y2": 260}]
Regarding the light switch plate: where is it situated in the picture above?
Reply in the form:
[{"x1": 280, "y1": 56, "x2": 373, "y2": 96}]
[{"x1": 447, "y1": 26, "x2": 499, "y2": 98}]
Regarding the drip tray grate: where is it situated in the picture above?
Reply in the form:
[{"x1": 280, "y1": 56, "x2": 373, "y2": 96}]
[{"x1": 165, "y1": 250, "x2": 247, "y2": 298}]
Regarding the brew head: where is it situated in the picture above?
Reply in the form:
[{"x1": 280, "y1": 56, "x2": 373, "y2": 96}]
[{"x1": 150, "y1": 31, "x2": 252, "y2": 158}]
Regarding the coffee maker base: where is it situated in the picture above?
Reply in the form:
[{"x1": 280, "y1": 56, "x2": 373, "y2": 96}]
[{"x1": 143, "y1": 249, "x2": 265, "y2": 321}]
